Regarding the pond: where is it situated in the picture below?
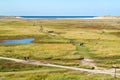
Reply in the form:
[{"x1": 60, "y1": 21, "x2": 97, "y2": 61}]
[{"x1": 0, "y1": 38, "x2": 35, "y2": 44}]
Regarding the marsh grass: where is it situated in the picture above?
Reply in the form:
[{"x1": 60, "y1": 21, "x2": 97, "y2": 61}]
[
  {"x1": 0, "y1": 70, "x2": 119, "y2": 80},
  {"x1": 0, "y1": 59, "x2": 60, "y2": 72},
  {"x1": 0, "y1": 44, "x2": 81, "y2": 60},
  {"x1": 0, "y1": 19, "x2": 120, "y2": 68},
  {"x1": 0, "y1": 19, "x2": 120, "y2": 79}
]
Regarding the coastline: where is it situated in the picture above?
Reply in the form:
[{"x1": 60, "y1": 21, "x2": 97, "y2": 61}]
[
  {"x1": 1, "y1": 16, "x2": 120, "y2": 20},
  {"x1": 21, "y1": 17, "x2": 120, "y2": 20}
]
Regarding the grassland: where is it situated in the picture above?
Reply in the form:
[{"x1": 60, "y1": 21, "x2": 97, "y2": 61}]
[
  {"x1": 0, "y1": 19, "x2": 120, "y2": 79},
  {"x1": 1, "y1": 70, "x2": 119, "y2": 80},
  {"x1": 0, "y1": 59, "x2": 61, "y2": 72}
]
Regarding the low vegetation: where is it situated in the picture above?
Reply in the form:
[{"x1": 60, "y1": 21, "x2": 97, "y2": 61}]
[
  {"x1": 0, "y1": 19, "x2": 120, "y2": 79},
  {"x1": 0, "y1": 70, "x2": 119, "y2": 80},
  {"x1": 0, "y1": 60, "x2": 60, "y2": 72}
]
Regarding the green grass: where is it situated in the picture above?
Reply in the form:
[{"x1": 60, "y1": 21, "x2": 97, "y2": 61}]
[
  {"x1": 0, "y1": 43, "x2": 81, "y2": 60},
  {"x1": 0, "y1": 59, "x2": 61, "y2": 72},
  {"x1": 0, "y1": 19, "x2": 120, "y2": 79},
  {"x1": 0, "y1": 70, "x2": 119, "y2": 80},
  {"x1": 76, "y1": 45, "x2": 90, "y2": 58}
]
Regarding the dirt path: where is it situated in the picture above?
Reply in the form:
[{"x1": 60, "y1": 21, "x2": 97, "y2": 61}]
[
  {"x1": 0, "y1": 57, "x2": 120, "y2": 77},
  {"x1": 81, "y1": 59, "x2": 98, "y2": 69}
]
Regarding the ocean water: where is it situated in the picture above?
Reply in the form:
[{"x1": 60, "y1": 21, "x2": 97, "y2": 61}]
[{"x1": 20, "y1": 16, "x2": 96, "y2": 19}]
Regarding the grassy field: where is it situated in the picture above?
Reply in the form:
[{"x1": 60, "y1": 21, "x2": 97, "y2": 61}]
[
  {"x1": 0, "y1": 19, "x2": 120, "y2": 79},
  {"x1": 0, "y1": 59, "x2": 61, "y2": 72},
  {"x1": 1, "y1": 70, "x2": 119, "y2": 80}
]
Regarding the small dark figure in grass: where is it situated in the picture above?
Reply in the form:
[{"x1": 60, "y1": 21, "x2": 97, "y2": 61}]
[
  {"x1": 24, "y1": 57, "x2": 30, "y2": 61},
  {"x1": 24, "y1": 57, "x2": 27, "y2": 61},
  {"x1": 80, "y1": 43, "x2": 84, "y2": 46},
  {"x1": 91, "y1": 67, "x2": 95, "y2": 70},
  {"x1": 27, "y1": 57, "x2": 30, "y2": 61}
]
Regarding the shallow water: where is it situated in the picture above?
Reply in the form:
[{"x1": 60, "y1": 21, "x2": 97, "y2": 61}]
[{"x1": 0, "y1": 38, "x2": 35, "y2": 44}]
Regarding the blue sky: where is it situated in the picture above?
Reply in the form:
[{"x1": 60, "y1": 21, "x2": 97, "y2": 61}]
[{"x1": 0, "y1": 0, "x2": 120, "y2": 16}]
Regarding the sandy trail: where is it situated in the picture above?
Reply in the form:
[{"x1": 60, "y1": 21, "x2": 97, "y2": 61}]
[
  {"x1": 81, "y1": 59, "x2": 98, "y2": 69},
  {"x1": 0, "y1": 57, "x2": 120, "y2": 77}
]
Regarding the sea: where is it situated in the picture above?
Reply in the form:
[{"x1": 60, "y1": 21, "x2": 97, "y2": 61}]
[{"x1": 20, "y1": 16, "x2": 96, "y2": 19}]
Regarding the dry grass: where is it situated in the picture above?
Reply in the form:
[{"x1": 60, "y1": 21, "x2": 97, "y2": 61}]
[{"x1": 0, "y1": 19, "x2": 120, "y2": 68}]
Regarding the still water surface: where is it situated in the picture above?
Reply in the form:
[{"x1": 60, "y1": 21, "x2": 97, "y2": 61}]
[{"x1": 0, "y1": 38, "x2": 35, "y2": 44}]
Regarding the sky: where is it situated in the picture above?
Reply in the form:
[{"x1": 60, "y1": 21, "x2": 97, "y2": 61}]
[{"x1": 0, "y1": 0, "x2": 120, "y2": 16}]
